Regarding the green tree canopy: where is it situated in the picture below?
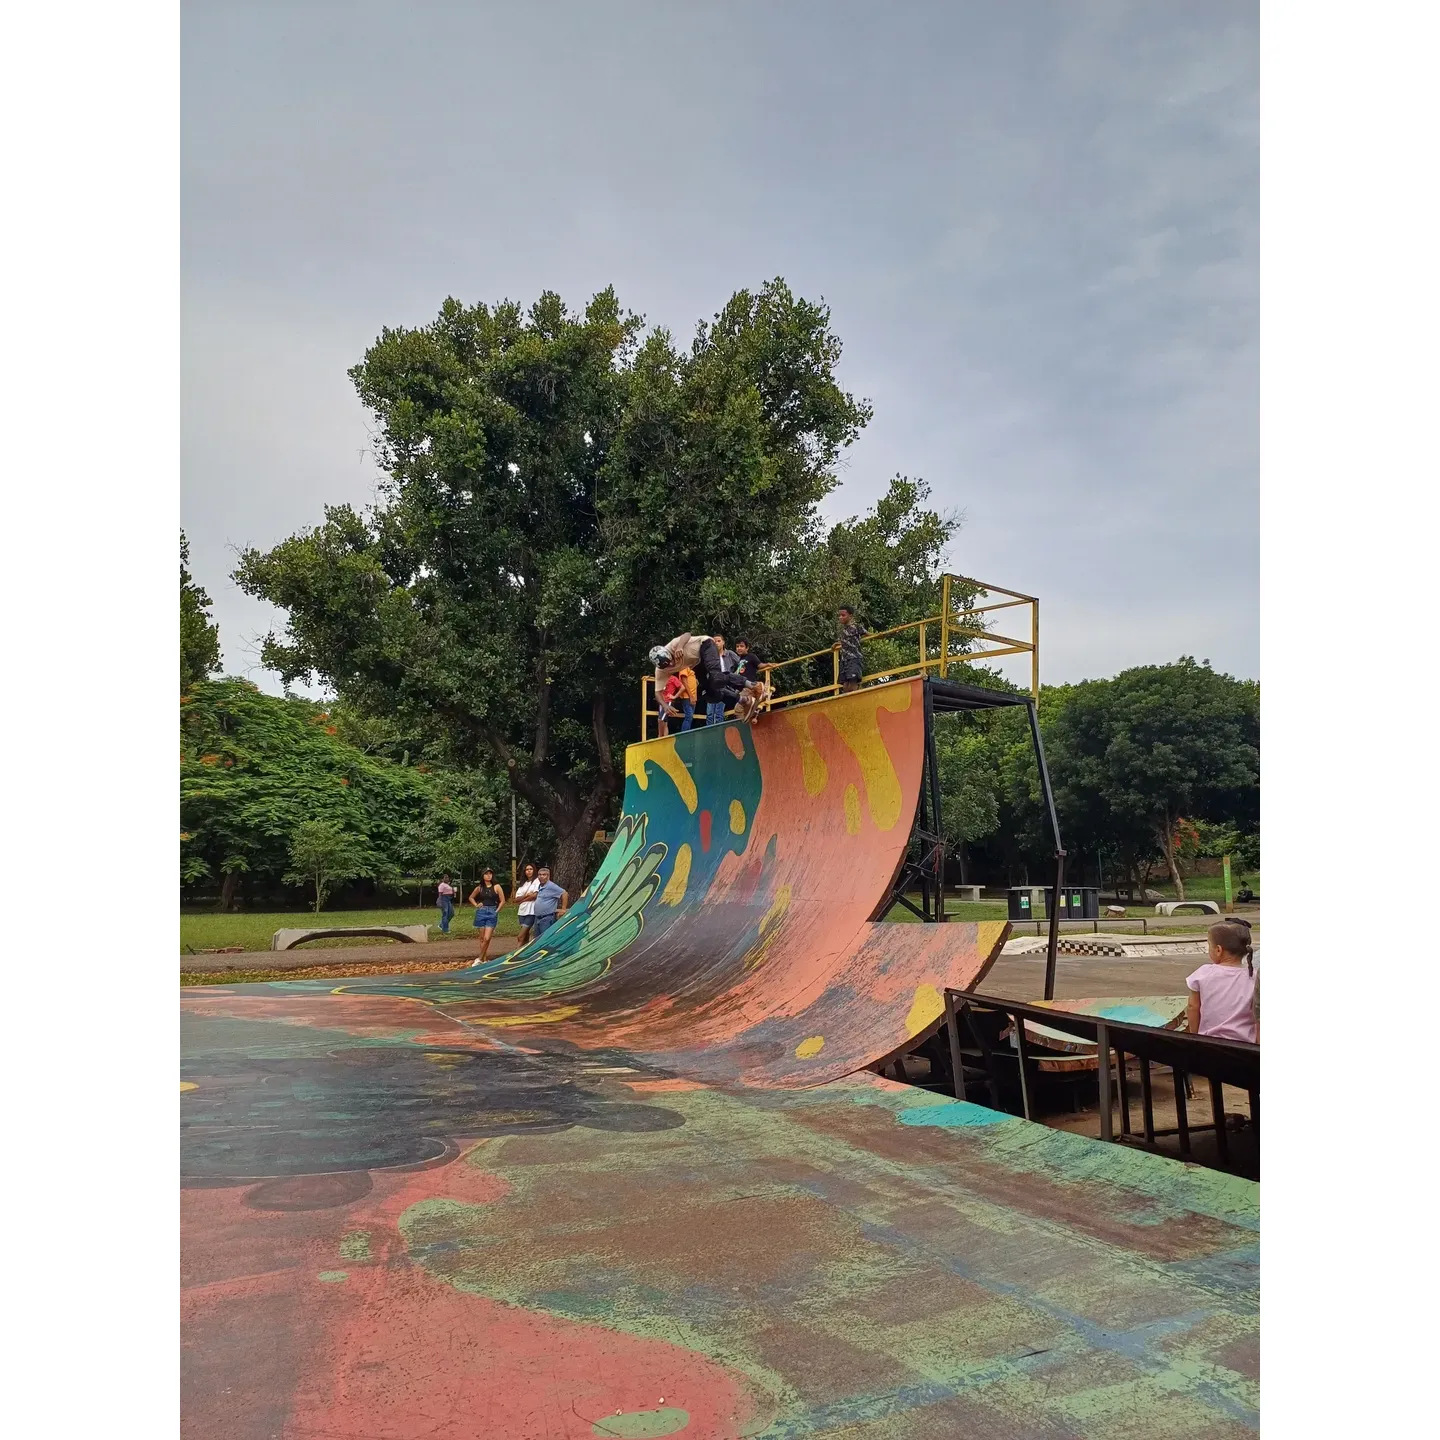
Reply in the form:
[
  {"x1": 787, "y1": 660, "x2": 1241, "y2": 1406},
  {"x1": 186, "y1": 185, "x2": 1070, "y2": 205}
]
[
  {"x1": 236, "y1": 280, "x2": 957, "y2": 888},
  {"x1": 1042, "y1": 659, "x2": 1259, "y2": 898},
  {"x1": 284, "y1": 819, "x2": 388, "y2": 913},
  {"x1": 180, "y1": 679, "x2": 490, "y2": 908},
  {"x1": 181, "y1": 530, "x2": 221, "y2": 690}
]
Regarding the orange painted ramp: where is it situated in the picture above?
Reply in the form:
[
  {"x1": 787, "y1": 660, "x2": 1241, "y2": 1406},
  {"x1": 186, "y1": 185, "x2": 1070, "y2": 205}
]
[{"x1": 333, "y1": 679, "x2": 1008, "y2": 1085}]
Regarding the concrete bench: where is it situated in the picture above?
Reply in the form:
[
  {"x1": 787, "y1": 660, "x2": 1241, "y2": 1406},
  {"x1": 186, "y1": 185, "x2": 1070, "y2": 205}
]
[
  {"x1": 271, "y1": 924, "x2": 429, "y2": 952},
  {"x1": 1154, "y1": 900, "x2": 1220, "y2": 917},
  {"x1": 952, "y1": 885, "x2": 983, "y2": 903}
]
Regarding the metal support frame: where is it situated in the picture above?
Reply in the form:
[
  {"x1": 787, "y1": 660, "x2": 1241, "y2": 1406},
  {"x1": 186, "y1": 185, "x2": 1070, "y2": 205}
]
[
  {"x1": 874, "y1": 680, "x2": 1064, "y2": 932},
  {"x1": 876, "y1": 681, "x2": 947, "y2": 922},
  {"x1": 942, "y1": 989, "x2": 1259, "y2": 1176}
]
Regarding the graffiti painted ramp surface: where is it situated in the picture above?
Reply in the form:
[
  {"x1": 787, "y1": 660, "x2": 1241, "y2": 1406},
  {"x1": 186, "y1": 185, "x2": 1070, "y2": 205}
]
[
  {"x1": 314, "y1": 678, "x2": 1007, "y2": 1086},
  {"x1": 181, "y1": 996, "x2": 1260, "y2": 1440}
]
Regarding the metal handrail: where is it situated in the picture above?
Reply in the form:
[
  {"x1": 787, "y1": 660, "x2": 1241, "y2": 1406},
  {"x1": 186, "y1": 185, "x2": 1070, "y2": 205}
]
[{"x1": 637, "y1": 574, "x2": 1038, "y2": 740}]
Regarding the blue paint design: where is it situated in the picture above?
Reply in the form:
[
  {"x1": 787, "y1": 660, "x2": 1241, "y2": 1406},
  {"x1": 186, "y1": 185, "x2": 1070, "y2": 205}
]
[
  {"x1": 897, "y1": 1101, "x2": 1010, "y2": 1128},
  {"x1": 1086, "y1": 1003, "x2": 1173, "y2": 1026}
]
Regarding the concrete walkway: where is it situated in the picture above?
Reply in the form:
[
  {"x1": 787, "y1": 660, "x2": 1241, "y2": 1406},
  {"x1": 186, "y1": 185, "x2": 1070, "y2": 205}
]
[{"x1": 181, "y1": 934, "x2": 522, "y2": 972}]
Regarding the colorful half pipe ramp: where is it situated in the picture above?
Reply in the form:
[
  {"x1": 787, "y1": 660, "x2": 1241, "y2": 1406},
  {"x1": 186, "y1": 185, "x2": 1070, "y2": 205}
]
[{"x1": 293, "y1": 677, "x2": 1009, "y2": 1086}]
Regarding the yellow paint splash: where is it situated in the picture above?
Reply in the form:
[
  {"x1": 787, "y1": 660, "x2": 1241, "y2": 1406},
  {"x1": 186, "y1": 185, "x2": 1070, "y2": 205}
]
[
  {"x1": 724, "y1": 726, "x2": 745, "y2": 759},
  {"x1": 785, "y1": 712, "x2": 829, "y2": 796},
  {"x1": 729, "y1": 799, "x2": 747, "y2": 834},
  {"x1": 759, "y1": 883, "x2": 792, "y2": 936},
  {"x1": 180, "y1": 1081, "x2": 197, "y2": 1092},
  {"x1": 795, "y1": 1035, "x2": 826, "y2": 1059},
  {"x1": 745, "y1": 883, "x2": 793, "y2": 970},
  {"x1": 660, "y1": 843, "x2": 692, "y2": 906},
  {"x1": 843, "y1": 783, "x2": 862, "y2": 835},
  {"x1": 822, "y1": 687, "x2": 914, "y2": 832},
  {"x1": 481, "y1": 1005, "x2": 581, "y2": 1028},
  {"x1": 905, "y1": 983, "x2": 944, "y2": 1037},
  {"x1": 625, "y1": 737, "x2": 698, "y2": 813}
]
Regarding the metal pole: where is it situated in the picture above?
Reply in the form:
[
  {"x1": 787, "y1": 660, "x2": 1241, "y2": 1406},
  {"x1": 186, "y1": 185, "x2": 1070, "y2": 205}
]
[
  {"x1": 924, "y1": 682, "x2": 946, "y2": 923},
  {"x1": 510, "y1": 793, "x2": 517, "y2": 893},
  {"x1": 1174, "y1": 1069, "x2": 1191, "y2": 1156},
  {"x1": 1012, "y1": 1008, "x2": 1034, "y2": 1121},
  {"x1": 945, "y1": 989, "x2": 967, "y2": 1101},
  {"x1": 1030, "y1": 597, "x2": 1040, "y2": 698},
  {"x1": 940, "y1": 574, "x2": 951, "y2": 680},
  {"x1": 1026, "y1": 697, "x2": 1066, "y2": 1001},
  {"x1": 1210, "y1": 1078, "x2": 1231, "y2": 1169},
  {"x1": 1045, "y1": 852, "x2": 1066, "y2": 1000},
  {"x1": 1096, "y1": 1021, "x2": 1112, "y2": 1142}
]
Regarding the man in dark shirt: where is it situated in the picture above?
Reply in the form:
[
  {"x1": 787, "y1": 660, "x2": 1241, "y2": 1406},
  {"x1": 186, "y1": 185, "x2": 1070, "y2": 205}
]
[
  {"x1": 706, "y1": 633, "x2": 739, "y2": 724},
  {"x1": 834, "y1": 606, "x2": 867, "y2": 693}
]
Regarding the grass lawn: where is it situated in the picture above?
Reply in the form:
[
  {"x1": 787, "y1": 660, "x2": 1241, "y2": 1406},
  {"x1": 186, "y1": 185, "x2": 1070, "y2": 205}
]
[
  {"x1": 181, "y1": 905, "x2": 520, "y2": 955},
  {"x1": 183, "y1": 874, "x2": 1259, "y2": 952},
  {"x1": 1149, "y1": 872, "x2": 1260, "y2": 901},
  {"x1": 882, "y1": 901, "x2": 1008, "y2": 923}
]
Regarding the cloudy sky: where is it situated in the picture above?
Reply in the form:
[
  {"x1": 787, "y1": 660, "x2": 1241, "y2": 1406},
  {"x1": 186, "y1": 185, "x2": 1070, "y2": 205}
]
[{"x1": 183, "y1": 0, "x2": 1257, "y2": 693}]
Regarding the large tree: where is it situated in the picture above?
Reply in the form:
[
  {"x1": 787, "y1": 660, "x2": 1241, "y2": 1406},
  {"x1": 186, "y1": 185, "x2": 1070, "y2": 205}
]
[
  {"x1": 237, "y1": 281, "x2": 954, "y2": 888},
  {"x1": 1042, "y1": 659, "x2": 1259, "y2": 898},
  {"x1": 181, "y1": 530, "x2": 221, "y2": 690}
]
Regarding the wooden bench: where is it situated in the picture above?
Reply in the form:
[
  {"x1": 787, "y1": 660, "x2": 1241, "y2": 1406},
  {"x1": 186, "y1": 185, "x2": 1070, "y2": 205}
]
[
  {"x1": 271, "y1": 924, "x2": 429, "y2": 952},
  {"x1": 1155, "y1": 900, "x2": 1220, "y2": 916}
]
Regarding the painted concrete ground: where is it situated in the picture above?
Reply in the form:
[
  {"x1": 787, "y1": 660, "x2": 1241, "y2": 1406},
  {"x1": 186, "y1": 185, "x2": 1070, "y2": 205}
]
[
  {"x1": 182, "y1": 688, "x2": 1256, "y2": 1436},
  {"x1": 182, "y1": 996, "x2": 1258, "y2": 1439}
]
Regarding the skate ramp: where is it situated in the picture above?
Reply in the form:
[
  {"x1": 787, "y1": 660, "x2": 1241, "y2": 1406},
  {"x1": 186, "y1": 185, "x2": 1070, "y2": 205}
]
[{"x1": 319, "y1": 678, "x2": 1006, "y2": 1086}]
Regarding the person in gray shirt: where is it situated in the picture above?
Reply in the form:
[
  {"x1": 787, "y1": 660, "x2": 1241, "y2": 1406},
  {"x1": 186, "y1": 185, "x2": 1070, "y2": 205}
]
[
  {"x1": 834, "y1": 606, "x2": 867, "y2": 693},
  {"x1": 529, "y1": 866, "x2": 570, "y2": 938}
]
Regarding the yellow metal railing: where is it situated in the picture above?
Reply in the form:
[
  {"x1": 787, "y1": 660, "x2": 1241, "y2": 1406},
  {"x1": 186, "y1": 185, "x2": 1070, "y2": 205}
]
[{"x1": 638, "y1": 574, "x2": 1038, "y2": 741}]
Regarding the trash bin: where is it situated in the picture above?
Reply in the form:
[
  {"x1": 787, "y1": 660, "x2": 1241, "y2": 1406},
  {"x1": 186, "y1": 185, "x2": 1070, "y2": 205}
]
[
  {"x1": 1008, "y1": 887, "x2": 1041, "y2": 922},
  {"x1": 1052, "y1": 886, "x2": 1100, "y2": 920}
]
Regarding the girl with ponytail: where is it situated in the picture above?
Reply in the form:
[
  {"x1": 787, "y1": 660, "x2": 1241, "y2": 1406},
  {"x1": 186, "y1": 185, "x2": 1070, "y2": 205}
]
[{"x1": 1186, "y1": 918, "x2": 1258, "y2": 1043}]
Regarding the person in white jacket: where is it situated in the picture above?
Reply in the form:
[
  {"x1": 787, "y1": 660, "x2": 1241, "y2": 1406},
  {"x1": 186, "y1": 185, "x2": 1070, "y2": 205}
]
[
  {"x1": 649, "y1": 632, "x2": 755, "y2": 717},
  {"x1": 513, "y1": 861, "x2": 541, "y2": 946}
]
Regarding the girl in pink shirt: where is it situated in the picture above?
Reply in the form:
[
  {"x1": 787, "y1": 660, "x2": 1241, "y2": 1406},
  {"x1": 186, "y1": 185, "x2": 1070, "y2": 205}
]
[{"x1": 1186, "y1": 919, "x2": 1258, "y2": 1043}]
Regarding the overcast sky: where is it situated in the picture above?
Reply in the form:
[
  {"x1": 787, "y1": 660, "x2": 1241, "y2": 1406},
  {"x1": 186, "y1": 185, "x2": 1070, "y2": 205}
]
[{"x1": 182, "y1": 0, "x2": 1257, "y2": 694}]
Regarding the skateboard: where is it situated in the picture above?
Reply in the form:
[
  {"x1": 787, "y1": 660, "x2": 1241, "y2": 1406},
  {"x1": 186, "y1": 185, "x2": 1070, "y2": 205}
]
[{"x1": 732, "y1": 681, "x2": 772, "y2": 724}]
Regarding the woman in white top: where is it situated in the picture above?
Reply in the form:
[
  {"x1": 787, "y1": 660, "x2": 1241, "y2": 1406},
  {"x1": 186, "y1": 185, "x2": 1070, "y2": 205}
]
[
  {"x1": 436, "y1": 874, "x2": 457, "y2": 933},
  {"x1": 513, "y1": 862, "x2": 541, "y2": 946}
]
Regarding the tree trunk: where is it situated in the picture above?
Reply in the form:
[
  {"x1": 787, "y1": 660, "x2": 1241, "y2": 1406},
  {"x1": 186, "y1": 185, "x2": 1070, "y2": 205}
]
[
  {"x1": 552, "y1": 814, "x2": 599, "y2": 899},
  {"x1": 219, "y1": 870, "x2": 241, "y2": 911},
  {"x1": 1158, "y1": 818, "x2": 1186, "y2": 900}
]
